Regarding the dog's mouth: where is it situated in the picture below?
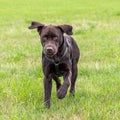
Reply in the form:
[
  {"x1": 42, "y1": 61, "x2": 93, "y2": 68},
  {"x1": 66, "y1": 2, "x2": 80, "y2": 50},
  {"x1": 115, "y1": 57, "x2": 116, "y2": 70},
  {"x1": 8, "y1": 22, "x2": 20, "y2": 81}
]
[{"x1": 44, "y1": 46, "x2": 57, "y2": 57}]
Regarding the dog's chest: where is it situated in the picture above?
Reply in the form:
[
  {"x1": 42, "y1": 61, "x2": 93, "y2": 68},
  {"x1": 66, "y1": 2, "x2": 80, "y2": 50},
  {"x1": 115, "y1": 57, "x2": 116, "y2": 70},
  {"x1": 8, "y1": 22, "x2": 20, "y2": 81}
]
[{"x1": 53, "y1": 64, "x2": 63, "y2": 76}]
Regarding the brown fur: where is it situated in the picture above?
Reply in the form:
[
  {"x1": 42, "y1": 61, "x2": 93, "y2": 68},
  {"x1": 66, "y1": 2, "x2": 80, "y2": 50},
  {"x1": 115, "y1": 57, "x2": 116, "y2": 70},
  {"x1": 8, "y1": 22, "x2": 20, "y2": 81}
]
[{"x1": 29, "y1": 21, "x2": 80, "y2": 108}]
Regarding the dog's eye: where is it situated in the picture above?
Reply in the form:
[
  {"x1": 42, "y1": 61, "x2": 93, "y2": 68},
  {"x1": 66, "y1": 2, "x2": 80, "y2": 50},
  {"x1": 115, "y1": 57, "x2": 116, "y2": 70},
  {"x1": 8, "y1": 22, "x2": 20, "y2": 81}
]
[
  {"x1": 54, "y1": 37, "x2": 58, "y2": 39},
  {"x1": 42, "y1": 37, "x2": 47, "y2": 42}
]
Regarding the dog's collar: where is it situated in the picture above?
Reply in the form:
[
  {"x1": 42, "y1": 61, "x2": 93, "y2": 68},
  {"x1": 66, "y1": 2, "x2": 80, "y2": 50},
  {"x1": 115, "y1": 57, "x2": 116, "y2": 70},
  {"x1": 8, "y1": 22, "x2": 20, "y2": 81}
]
[{"x1": 45, "y1": 37, "x2": 71, "y2": 65}]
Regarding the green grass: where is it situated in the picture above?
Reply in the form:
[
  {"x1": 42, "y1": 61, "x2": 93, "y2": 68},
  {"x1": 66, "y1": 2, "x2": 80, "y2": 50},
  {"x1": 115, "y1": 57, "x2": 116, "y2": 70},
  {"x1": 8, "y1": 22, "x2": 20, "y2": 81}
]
[{"x1": 0, "y1": 0, "x2": 120, "y2": 119}]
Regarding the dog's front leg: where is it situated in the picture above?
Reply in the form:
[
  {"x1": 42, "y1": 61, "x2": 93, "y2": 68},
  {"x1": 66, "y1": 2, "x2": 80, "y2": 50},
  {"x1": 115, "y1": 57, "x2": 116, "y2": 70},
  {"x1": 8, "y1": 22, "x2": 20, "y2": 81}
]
[
  {"x1": 44, "y1": 76, "x2": 52, "y2": 108},
  {"x1": 57, "y1": 70, "x2": 72, "y2": 99}
]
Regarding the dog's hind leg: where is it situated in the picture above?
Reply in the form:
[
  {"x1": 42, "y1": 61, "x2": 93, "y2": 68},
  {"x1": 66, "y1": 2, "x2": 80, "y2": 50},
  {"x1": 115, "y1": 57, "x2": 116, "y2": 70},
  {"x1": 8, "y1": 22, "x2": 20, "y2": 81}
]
[{"x1": 70, "y1": 60, "x2": 78, "y2": 96}]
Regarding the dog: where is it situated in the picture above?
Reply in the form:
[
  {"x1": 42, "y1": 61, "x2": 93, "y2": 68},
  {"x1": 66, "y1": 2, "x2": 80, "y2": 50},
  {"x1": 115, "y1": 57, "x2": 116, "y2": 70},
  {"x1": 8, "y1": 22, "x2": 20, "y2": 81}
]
[{"x1": 29, "y1": 21, "x2": 80, "y2": 108}]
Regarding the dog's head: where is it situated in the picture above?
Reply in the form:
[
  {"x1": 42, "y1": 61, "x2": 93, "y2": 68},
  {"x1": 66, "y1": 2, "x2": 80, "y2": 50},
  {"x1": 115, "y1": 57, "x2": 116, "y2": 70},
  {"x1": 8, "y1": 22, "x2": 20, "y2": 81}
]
[{"x1": 29, "y1": 21, "x2": 73, "y2": 57}]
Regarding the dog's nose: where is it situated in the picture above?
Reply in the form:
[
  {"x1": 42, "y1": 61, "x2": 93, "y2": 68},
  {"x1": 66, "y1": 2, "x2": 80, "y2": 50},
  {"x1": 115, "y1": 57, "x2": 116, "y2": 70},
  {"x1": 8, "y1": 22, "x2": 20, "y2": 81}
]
[{"x1": 46, "y1": 47, "x2": 54, "y2": 53}]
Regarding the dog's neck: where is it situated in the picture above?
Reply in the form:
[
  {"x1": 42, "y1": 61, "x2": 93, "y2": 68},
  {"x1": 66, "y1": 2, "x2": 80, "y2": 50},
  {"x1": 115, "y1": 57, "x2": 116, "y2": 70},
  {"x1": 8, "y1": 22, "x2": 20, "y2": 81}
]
[
  {"x1": 58, "y1": 35, "x2": 65, "y2": 53},
  {"x1": 58, "y1": 35, "x2": 67, "y2": 56}
]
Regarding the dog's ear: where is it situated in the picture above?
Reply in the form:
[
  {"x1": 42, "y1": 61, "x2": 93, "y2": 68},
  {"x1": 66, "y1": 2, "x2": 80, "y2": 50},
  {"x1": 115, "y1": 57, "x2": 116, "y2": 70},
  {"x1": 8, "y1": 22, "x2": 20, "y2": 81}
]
[
  {"x1": 57, "y1": 24, "x2": 73, "y2": 35},
  {"x1": 28, "y1": 21, "x2": 44, "y2": 33}
]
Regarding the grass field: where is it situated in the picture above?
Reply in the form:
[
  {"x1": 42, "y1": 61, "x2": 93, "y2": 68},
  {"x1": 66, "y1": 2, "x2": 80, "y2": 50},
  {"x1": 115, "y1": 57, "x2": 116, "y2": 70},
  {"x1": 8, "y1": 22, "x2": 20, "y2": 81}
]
[{"x1": 0, "y1": 0, "x2": 120, "y2": 119}]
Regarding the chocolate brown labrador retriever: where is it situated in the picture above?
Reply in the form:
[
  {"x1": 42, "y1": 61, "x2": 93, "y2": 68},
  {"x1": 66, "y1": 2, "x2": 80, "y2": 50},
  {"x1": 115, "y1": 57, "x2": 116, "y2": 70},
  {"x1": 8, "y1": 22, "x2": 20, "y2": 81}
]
[{"x1": 29, "y1": 22, "x2": 80, "y2": 108}]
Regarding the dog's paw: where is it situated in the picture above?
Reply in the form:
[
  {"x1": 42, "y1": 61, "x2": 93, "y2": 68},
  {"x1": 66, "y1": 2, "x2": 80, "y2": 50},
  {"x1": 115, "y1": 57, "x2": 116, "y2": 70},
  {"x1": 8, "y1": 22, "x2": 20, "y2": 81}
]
[
  {"x1": 69, "y1": 92, "x2": 75, "y2": 97},
  {"x1": 69, "y1": 89, "x2": 75, "y2": 97},
  {"x1": 44, "y1": 101, "x2": 50, "y2": 109},
  {"x1": 57, "y1": 85, "x2": 68, "y2": 99}
]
